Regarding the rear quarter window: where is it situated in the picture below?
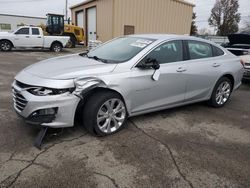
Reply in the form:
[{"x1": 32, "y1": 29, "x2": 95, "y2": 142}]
[
  {"x1": 188, "y1": 40, "x2": 213, "y2": 60},
  {"x1": 212, "y1": 46, "x2": 225, "y2": 57}
]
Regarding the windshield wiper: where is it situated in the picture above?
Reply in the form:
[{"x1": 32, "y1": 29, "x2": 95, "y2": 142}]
[
  {"x1": 79, "y1": 50, "x2": 89, "y2": 57},
  {"x1": 87, "y1": 55, "x2": 108, "y2": 63}
]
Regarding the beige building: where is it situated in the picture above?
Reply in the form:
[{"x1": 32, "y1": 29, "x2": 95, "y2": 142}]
[{"x1": 70, "y1": 0, "x2": 194, "y2": 44}]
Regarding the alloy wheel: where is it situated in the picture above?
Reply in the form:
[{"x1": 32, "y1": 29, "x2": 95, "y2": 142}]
[
  {"x1": 215, "y1": 81, "x2": 231, "y2": 105},
  {"x1": 97, "y1": 98, "x2": 126, "y2": 134}
]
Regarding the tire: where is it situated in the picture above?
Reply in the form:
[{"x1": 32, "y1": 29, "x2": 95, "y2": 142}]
[
  {"x1": 83, "y1": 91, "x2": 127, "y2": 136},
  {"x1": 208, "y1": 77, "x2": 232, "y2": 108},
  {"x1": 51, "y1": 42, "x2": 62, "y2": 52},
  {"x1": 68, "y1": 36, "x2": 76, "y2": 48},
  {"x1": 0, "y1": 40, "x2": 12, "y2": 51}
]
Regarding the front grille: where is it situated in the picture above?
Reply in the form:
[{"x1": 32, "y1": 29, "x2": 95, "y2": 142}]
[
  {"x1": 12, "y1": 88, "x2": 27, "y2": 112},
  {"x1": 245, "y1": 63, "x2": 250, "y2": 67}
]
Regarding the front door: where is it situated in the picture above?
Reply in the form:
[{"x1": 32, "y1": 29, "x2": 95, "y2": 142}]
[
  {"x1": 87, "y1": 7, "x2": 97, "y2": 41},
  {"x1": 14, "y1": 27, "x2": 31, "y2": 47},
  {"x1": 130, "y1": 40, "x2": 188, "y2": 114}
]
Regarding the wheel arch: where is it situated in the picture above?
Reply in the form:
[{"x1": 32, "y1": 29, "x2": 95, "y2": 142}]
[
  {"x1": 74, "y1": 87, "x2": 129, "y2": 126},
  {"x1": 220, "y1": 74, "x2": 235, "y2": 89},
  {"x1": 0, "y1": 39, "x2": 14, "y2": 47},
  {"x1": 50, "y1": 41, "x2": 63, "y2": 48}
]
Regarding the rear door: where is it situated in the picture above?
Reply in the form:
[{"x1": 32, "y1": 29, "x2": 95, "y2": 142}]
[
  {"x1": 184, "y1": 40, "x2": 223, "y2": 101},
  {"x1": 29, "y1": 28, "x2": 43, "y2": 47},
  {"x1": 14, "y1": 27, "x2": 31, "y2": 47}
]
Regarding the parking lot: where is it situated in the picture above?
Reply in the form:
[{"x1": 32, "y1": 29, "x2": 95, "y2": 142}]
[{"x1": 0, "y1": 48, "x2": 250, "y2": 188}]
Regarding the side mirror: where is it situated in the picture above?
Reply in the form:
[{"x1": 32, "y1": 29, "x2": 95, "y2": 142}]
[{"x1": 137, "y1": 57, "x2": 160, "y2": 70}]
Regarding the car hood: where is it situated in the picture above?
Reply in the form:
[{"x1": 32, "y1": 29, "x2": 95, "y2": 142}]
[
  {"x1": 23, "y1": 54, "x2": 117, "y2": 80},
  {"x1": 0, "y1": 32, "x2": 11, "y2": 36}
]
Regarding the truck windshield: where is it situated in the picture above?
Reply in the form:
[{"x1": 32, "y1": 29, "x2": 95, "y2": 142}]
[{"x1": 87, "y1": 37, "x2": 155, "y2": 63}]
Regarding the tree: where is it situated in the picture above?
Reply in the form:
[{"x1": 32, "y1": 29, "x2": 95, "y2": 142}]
[
  {"x1": 190, "y1": 12, "x2": 198, "y2": 35},
  {"x1": 241, "y1": 16, "x2": 250, "y2": 33},
  {"x1": 208, "y1": 0, "x2": 241, "y2": 36},
  {"x1": 198, "y1": 28, "x2": 213, "y2": 36}
]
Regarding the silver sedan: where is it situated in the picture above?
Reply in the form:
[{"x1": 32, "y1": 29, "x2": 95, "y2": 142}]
[{"x1": 12, "y1": 34, "x2": 244, "y2": 136}]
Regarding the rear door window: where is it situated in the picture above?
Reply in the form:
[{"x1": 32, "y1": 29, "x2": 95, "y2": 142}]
[
  {"x1": 32, "y1": 28, "x2": 40, "y2": 35},
  {"x1": 188, "y1": 40, "x2": 213, "y2": 60}
]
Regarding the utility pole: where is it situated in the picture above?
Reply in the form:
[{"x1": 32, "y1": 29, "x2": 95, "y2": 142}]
[{"x1": 65, "y1": 0, "x2": 68, "y2": 20}]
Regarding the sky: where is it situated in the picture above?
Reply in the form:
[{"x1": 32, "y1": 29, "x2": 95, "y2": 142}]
[{"x1": 0, "y1": 0, "x2": 249, "y2": 32}]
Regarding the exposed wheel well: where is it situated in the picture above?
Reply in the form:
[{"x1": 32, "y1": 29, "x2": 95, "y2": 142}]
[
  {"x1": 0, "y1": 39, "x2": 14, "y2": 47},
  {"x1": 74, "y1": 87, "x2": 126, "y2": 125},
  {"x1": 222, "y1": 74, "x2": 235, "y2": 89}
]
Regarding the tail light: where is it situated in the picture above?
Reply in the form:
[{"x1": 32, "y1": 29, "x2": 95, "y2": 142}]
[{"x1": 240, "y1": 60, "x2": 245, "y2": 67}]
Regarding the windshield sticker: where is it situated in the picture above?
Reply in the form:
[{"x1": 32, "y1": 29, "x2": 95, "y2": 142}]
[
  {"x1": 136, "y1": 39, "x2": 153, "y2": 45},
  {"x1": 130, "y1": 42, "x2": 147, "y2": 48}
]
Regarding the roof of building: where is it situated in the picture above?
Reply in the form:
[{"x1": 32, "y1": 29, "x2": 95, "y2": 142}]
[
  {"x1": 70, "y1": 0, "x2": 95, "y2": 9},
  {"x1": 0, "y1": 14, "x2": 46, "y2": 19},
  {"x1": 70, "y1": 0, "x2": 194, "y2": 9}
]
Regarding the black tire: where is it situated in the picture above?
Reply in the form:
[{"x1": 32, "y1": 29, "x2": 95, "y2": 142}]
[
  {"x1": 68, "y1": 36, "x2": 76, "y2": 48},
  {"x1": 83, "y1": 91, "x2": 127, "y2": 136},
  {"x1": 208, "y1": 77, "x2": 232, "y2": 108},
  {"x1": 51, "y1": 42, "x2": 62, "y2": 52},
  {"x1": 0, "y1": 40, "x2": 12, "y2": 51}
]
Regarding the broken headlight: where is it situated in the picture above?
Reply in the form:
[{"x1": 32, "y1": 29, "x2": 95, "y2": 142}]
[{"x1": 28, "y1": 87, "x2": 74, "y2": 96}]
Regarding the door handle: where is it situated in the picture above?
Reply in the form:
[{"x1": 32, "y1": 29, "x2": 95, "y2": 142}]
[
  {"x1": 212, "y1": 63, "x2": 221, "y2": 67},
  {"x1": 37, "y1": 36, "x2": 42, "y2": 38},
  {"x1": 25, "y1": 36, "x2": 30, "y2": 38},
  {"x1": 176, "y1": 67, "x2": 187, "y2": 72}
]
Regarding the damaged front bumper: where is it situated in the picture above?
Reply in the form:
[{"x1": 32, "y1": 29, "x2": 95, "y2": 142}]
[{"x1": 12, "y1": 81, "x2": 81, "y2": 128}]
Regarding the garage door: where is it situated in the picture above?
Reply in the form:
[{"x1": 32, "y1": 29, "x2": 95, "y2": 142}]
[
  {"x1": 76, "y1": 11, "x2": 84, "y2": 28},
  {"x1": 87, "y1": 7, "x2": 97, "y2": 41}
]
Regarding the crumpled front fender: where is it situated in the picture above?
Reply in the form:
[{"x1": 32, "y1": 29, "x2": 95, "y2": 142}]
[{"x1": 73, "y1": 77, "x2": 108, "y2": 99}]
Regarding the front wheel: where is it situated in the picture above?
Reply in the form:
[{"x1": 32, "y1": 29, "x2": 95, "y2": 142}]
[
  {"x1": 208, "y1": 77, "x2": 232, "y2": 107},
  {"x1": 51, "y1": 42, "x2": 62, "y2": 52},
  {"x1": 83, "y1": 91, "x2": 127, "y2": 136},
  {"x1": 0, "y1": 40, "x2": 12, "y2": 51}
]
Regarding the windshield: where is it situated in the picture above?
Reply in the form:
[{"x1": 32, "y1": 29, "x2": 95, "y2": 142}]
[{"x1": 87, "y1": 37, "x2": 155, "y2": 63}]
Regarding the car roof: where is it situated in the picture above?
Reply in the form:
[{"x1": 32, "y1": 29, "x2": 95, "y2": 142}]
[{"x1": 129, "y1": 34, "x2": 211, "y2": 43}]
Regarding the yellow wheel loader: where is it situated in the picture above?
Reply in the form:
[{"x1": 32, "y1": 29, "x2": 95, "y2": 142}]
[{"x1": 45, "y1": 14, "x2": 84, "y2": 48}]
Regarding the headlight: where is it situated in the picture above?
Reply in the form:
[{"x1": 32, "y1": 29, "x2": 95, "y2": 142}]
[{"x1": 28, "y1": 87, "x2": 73, "y2": 96}]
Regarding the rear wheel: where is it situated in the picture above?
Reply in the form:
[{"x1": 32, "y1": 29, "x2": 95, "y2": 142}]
[
  {"x1": 51, "y1": 42, "x2": 62, "y2": 52},
  {"x1": 83, "y1": 91, "x2": 127, "y2": 136},
  {"x1": 208, "y1": 77, "x2": 232, "y2": 107},
  {"x1": 0, "y1": 40, "x2": 12, "y2": 51}
]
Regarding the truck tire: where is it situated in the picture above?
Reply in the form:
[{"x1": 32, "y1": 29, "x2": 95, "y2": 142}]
[
  {"x1": 51, "y1": 42, "x2": 62, "y2": 52},
  {"x1": 0, "y1": 40, "x2": 12, "y2": 51}
]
